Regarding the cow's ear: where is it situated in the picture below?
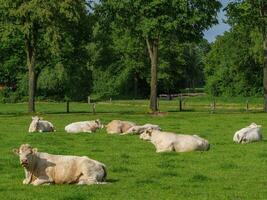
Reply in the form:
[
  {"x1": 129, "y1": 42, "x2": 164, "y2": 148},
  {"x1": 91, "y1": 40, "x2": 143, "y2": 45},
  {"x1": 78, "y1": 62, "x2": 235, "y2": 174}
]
[
  {"x1": 32, "y1": 148, "x2": 38, "y2": 154},
  {"x1": 13, "y1": 148, "x2": 19, "y2": 155}
]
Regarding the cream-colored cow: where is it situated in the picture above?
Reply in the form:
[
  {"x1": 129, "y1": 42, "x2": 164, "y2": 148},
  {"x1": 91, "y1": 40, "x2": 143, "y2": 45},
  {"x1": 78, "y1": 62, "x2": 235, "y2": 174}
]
[
  {"x1": 106, "y1": 120, "x2": 136, "y2": 134},
  {"x1": 122, "y1": 124, "x2": 161, "y2": 135},
  {"x1": 140, "y1": 129, "x2": 210, "y2": 153},
  {"x1": 233, "y1": 123, "x2": 262, "y2": 144},
  {"x1": 65, "y1": 120, "x2": 103, "y2": 133},
  {"x1": 13, "y1": 144, "x2": 107, "y2": 185},
  {"x1": 28, "y1": 116, "x2": 55, "y2": 133}
]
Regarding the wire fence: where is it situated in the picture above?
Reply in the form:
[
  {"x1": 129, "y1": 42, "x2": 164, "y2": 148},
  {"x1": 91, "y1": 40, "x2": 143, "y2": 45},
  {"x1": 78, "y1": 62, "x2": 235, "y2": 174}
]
[{"x1": 0, "y1": 95, "x2": 264, "y2": 115}]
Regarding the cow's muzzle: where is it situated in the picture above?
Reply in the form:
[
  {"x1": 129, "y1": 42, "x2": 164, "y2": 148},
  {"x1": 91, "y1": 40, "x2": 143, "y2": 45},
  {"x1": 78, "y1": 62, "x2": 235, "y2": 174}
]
[{"x1": 20, "y1": 161, "x2": 28, "y2": 167}]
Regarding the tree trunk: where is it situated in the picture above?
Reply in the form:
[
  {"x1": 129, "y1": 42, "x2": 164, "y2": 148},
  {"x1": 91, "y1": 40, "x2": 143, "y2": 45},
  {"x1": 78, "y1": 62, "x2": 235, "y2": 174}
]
[
  {"x1": 264, "y1": 35, "x2": 267, "y2": 112},
  {"x1": 26, "y1": 35, "x2": 36, "y2": 113},
  {"x1": 134, "y1": 72, "x2": 138, "y2": 99},
  {"x1": 146, "y1": 38, "x2": 158, "y2": 112},
  {"x1": 28, "y1": 67, "x2": 36, "y2": 113}
]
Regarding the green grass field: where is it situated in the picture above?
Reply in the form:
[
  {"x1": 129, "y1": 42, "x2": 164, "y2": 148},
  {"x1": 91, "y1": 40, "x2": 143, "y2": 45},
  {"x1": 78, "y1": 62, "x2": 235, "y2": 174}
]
[{"x1": 1, "y1": 98, "x2": 267, "y2": 200}]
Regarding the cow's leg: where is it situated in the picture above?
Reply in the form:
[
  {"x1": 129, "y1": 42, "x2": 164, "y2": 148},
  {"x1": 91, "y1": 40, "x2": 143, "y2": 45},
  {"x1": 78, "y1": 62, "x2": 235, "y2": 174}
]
[
  {"x1": 155, "y1": 142, "x2": 174, "y2": 153},
  {"x1": 120, "y1": 132, "x2": 128, "y2": 135},
  {"x1": 23, "y1": 170, "x2": 32, "y2": 184},
  {"x1": 77, "y1": 176, "x2": 97, "y2": 185},
  {"x1": 32, "y1": 177, "x2": 53, "y2": 186},
  {"x1": 77, "y1": 175, "x2": 107, "y2": 185}
]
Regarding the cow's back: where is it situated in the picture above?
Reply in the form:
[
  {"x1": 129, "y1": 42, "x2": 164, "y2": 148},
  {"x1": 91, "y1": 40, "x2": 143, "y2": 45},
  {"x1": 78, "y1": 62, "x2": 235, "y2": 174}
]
[
  {"x1": 151, "y1": 132, "x2": 208, "y2": 152},
  {"x1": 244, "y1": 126, "x2": 262, "y2": 142},
  {"x1": 36, "y1": 153, "x2": 104, "y2": 184},
  {"x1": 121, "y1": 121, "x2": 136, "y2": 132},
  {"x1": 106, "y1": 120, "x2": 135, "y2": 134},
  {"x1": 233, "y1": 125, "x2": 262, "y2": 143},
  {"x1": 65, "y1": 121, "x2": 92, "y2": 133},
  {"x1": 38, "y1": 120, "x2": 54, "y2": 132},
  {"x1": 173, "y1": 134, "x2": 209, "y2": 152}
]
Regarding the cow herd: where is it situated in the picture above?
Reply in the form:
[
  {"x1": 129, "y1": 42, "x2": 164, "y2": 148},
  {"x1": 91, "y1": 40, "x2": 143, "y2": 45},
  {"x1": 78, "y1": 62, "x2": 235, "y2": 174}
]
[{"x1": 13, "y1": 116, "x2": 263, "y2": 186}]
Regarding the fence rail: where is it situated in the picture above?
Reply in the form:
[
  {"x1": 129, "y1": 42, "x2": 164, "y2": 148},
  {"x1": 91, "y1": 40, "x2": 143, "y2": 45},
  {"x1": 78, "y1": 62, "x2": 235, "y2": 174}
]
[{"x1": 0, "y1": 96, "x2": 264, "y2": 115}]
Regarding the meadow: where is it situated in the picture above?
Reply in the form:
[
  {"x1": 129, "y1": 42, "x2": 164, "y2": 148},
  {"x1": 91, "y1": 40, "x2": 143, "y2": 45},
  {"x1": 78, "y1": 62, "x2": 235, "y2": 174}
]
[{"x1": 1, "y1": 97, "x2": 267, "y2": 200}]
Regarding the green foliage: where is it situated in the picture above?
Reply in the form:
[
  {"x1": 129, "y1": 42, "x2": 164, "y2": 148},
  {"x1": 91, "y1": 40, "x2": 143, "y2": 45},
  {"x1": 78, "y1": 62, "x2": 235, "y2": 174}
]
[
  {"x1": 0, "y1": 27, "x2": 25, "y2": 86},
  {"x1": 88, "y1": 17, "x2": 150, "y2": 99},
  {"x1": 0, "y1": 0, "x2": 93, "y2": 102},
  {"x1": 204, "y1": 25, "x2": 263, "y2": 97},
  {"x1": 226, "y1": 0, "x2": 267, "y2": 31},
  {"x1": 97, "y1": 0, "x2": 221, "y2": 111},
  {"x1": 0, "y1": 0, "x2": 222, "y2": 104},
  {"x1": 101, "y1": 0, "x2": 221, "y2": 42},
  {"x1": 158, "y1": 40, "x2": 209, "y2": 94}
]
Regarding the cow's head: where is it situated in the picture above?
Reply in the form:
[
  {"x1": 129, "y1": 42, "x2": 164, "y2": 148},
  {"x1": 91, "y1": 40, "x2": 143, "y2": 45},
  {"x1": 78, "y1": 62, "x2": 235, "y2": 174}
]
[
  {"x1": 13, "y1": 144, "x2": 38, "y2": 168},
  {"x1": 28, "y1": 116, "x2": 41, "y2": 132},
  {"x1": 95, "y1": 119, "x2": 104, "y2": 129},
  {"x1": 139, "y1": 128, "x2": 153, "y2": 140},
  {"x1": 249, "y1": 123, "x2": 261, "y2": 128}
]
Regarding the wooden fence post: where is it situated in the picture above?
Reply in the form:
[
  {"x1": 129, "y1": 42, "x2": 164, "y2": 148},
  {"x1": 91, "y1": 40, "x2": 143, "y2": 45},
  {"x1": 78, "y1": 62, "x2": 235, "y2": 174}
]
[
  {"x1": 179, "y1": 95, "x2": 183, "y2": 111},
  {"x1": 157, "y1": 97, "x2": 159, "y2": 111},
  {"x1": 110, "y1": 97, "x2": 112, "y2": 103},
  {"x1": 246, "y1": 99, "x2": 249, "y2": 112},
  {"x1": 88, "y1": 96, "x2": 91, "y2": 104},
  {"x1": 92, "y1": 103, "x2": 96, "y2": 115},
  {"x1": 66, "y1": 101, "x2": 69, "y2": 113},
  {"x1": 210, "y1": 98, "x2": 216, "y2": 113}
]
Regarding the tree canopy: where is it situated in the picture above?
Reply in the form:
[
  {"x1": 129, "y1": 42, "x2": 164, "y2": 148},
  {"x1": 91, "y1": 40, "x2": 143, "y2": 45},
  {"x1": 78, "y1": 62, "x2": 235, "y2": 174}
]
[
  {"x1": 97, "y1": 0, "x2": 221, "y2": 112},
  {"x1": 0, "y1": 0, "x2": 91, "y2": 111},
  {"x1": 3, "y1": 0, "x2": 267, "y2": 112}
]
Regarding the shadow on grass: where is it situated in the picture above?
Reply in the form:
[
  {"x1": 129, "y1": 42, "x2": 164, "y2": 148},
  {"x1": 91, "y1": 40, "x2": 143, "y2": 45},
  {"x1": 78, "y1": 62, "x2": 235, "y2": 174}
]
[
  {"x1": 160, "y1": 171, "x2": 178, "y2": 177},
  {"x1": 110, "y1": 166, "x2": 132, "y2": 173},
  {"x1": 106, "y1": 178, "x2": 119, "y2": 183},
  {"x1": 135, "y1": 178, "x2": 158, "y2": 186},
  {"x1": 190, "y1": 174, "x2": 210, "y2": 182},
  {"x1": 167, "y1": 109, "x2": 195, "y2": 113},
  {"x1": 220, "y1": 162, "x2": 238, "y2": 170}
]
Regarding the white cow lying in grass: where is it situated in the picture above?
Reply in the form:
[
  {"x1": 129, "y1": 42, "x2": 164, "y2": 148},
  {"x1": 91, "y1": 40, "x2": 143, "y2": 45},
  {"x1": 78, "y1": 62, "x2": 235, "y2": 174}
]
[
  {"x1": 122, "y1": 124, "x2": 161, "y2": 135},
  {"x1": 233, "y1": 123, "x2": 262, "y2": 144},
  {"x1": 65, "y1": 120, "x2": 103, "y2": 133},
  {"x1": 13, "y1": 144, "x2": 107, "y2": 185},
  {"x1": 106, "y1": 120, "x2": 136, "y2": 134},
  {"x1": 140, "y1": 129, "x2": 210, "y2": 153},
  {"x1": 28, "y1": 116, "x2": 55, "y2": 133}
]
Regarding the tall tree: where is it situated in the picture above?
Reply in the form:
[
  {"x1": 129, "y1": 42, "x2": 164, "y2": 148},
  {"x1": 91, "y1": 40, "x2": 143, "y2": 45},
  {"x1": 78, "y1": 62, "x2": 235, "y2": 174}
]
[
  {"x1": 98, "y1": 0, "x2": 221, "y2": 112},
  {"x1": 0, "y1": 0, "x2": 89, "y2": 112},
  {"x1": 226, "y1": 0, "x2": 267, "y2": 111},
  {"x1": 88, "y1": 13, "x2": 149, "y2": 100},
  {"x1": 204, "y1": 26, "x2": 262, "y2": 97}
]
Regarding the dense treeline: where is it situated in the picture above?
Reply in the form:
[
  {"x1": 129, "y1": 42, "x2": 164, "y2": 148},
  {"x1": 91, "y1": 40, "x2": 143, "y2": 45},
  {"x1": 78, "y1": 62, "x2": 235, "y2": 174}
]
[
  {"x1": 1, "y1": 0, "x2": 266, "y2": 112},
  {"x1": 0, "y1": 0, "x2": 219, "y2": 108},
  {"x1": 205, "y1": 26, "x2": 263, "y2": 97}
]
